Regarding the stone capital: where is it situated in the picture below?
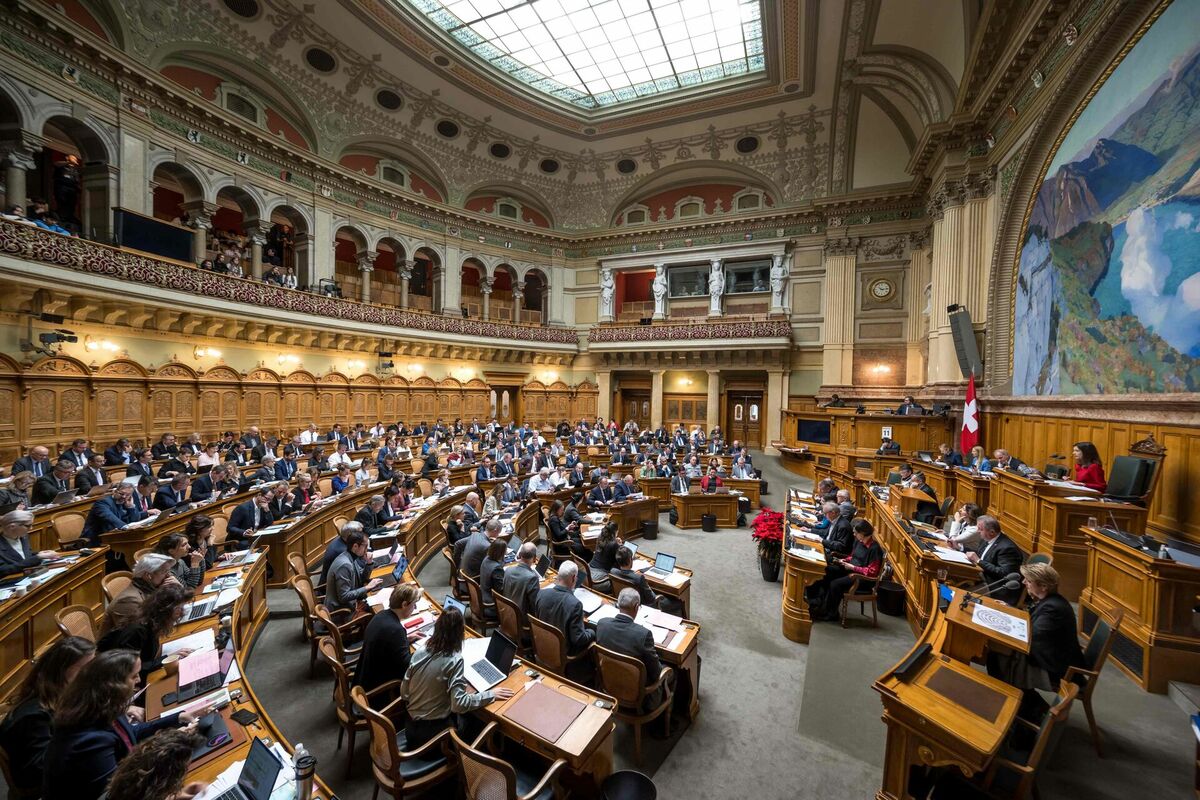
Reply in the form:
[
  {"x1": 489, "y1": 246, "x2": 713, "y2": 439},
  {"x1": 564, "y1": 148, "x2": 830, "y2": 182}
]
[
  {"x1": 823, "y1": 237, "x2": 859, "y2": 257},
  {"x1": 357, "y1": 252, "x2": 377, "y2": 271}
]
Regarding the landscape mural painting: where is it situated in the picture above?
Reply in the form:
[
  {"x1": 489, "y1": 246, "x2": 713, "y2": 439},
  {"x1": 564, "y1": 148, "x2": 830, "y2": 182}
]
[{"x1": 1013, "y1": 0, "x2": 1200, "y2": 395}]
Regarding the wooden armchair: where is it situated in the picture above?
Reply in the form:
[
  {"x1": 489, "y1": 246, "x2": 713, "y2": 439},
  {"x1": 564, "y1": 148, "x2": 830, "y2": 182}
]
[
  {"x1": 50, "y1": 512, "x2": 89, "y2": 550},
  {"x1": 349, "y1": 686, "x2": 455, "y2": 799},
  {"x1": 932, "y1": 496, "x2": 955, "y2": 528},
  {"x1": 288, "y1": 575, "x2": 324, "y2": 677},
  {"x1": 974, "y1": 681, "x2": 1079, "y2": 799},
  {"x1": 594, "y1": 643, "x2": 675, "y2": 766},
  {"x1": 528, "y1": 613, "x2": 592, "y2": 678},
  {"x1": 1067, "y1": 606, "x2": 1125, "y2": 757},
  {"x1": 450, "y1": 721, "x2": 567, "y2": 800},
  {"x1": 441, "y1": 546, "x2": 469, "y2": 602},
  {"x1": 133, "y1": 547, "x2": 153, "y2": 563},
  {"x1": 101, "y1": 571, "x2": 132, "y2": 603},
  {"x1": 54, "y1": 604, "x2": 96, "y2": 642},
  {"x1": 318, "y1": 637, "x2": 402, "y2": 778},
  {"x1": 569, "y1": 552, "x2": 594, "y2": 589},
  {"x1": 462, "y1": 574, "x2": 498, "y2": 635},
  {"x1": 313, "y1": 605, "x2": 366, "y2": 674},
  {"x1": 840, "y1": 563, "x2": 891, "y2": 629},
  {"x1": 492, "y1": 589, "x2": 532, "y2": 658},
  {"x1": 417, "y1": 478, "x2": 433, "y2": 498}
]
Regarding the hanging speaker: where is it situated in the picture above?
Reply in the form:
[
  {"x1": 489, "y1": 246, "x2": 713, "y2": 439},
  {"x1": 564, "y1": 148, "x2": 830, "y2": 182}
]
[{"x1": 948, "y1": 306, "x2": 983, "y2": 379}]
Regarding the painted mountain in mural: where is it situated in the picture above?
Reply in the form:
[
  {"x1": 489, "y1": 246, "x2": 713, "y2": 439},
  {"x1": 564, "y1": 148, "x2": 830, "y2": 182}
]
[{"x1": 1014, "y1": 3, "x2": 1200, "y2": 395}]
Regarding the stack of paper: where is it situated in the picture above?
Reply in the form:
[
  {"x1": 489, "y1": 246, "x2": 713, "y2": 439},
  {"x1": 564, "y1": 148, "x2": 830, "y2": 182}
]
[
  {"x1": 573, "y1": 588, "x2": 604, "y2": 614},
  {"x1": 932, "y1": 547, "x2": 973, "y2": 565},
  {"x1": 588, "y1": 603, "x2": 620, "y2": 623},
  {"x1": 658, "y1": 571, "x2": 688, "y2": 587},
  {"x1": 789, "y1": 547, "x2": 826, "y2": 563},
  {"x1": 162, "y1": 628, "x2": 216, "y2": 656},
  {"x1": 631, "y1": 558, "x2": 654, "y2": 572}
]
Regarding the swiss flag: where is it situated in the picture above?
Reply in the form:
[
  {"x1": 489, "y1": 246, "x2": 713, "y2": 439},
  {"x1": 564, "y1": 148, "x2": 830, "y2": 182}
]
[{"x1": 960, "y1": 374, "x2": 979, "y2": 454}]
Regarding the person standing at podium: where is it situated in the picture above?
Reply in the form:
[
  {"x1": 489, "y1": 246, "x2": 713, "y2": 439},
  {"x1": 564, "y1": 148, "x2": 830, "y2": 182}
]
[
  {"x1": 987, "y1": 563, "x2": 1084, "y2": 691},
  {"x1": 1071, "y1": 441, "x2": 1107, "y2": 493}
]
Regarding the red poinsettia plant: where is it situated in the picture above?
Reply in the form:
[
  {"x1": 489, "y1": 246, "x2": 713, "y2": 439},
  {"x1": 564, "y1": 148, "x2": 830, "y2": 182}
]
[{"x1": 751, "y1": 506, "x2": 785, "y2": 563}]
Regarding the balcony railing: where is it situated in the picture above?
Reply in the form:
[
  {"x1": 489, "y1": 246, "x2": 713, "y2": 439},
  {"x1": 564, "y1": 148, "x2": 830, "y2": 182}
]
[
  {"x1": 588, "y1": 317, "x2": 791, "y2": 343},
  {"x1": 0, "y1": 220, "x2": 579, "y2": 346}
]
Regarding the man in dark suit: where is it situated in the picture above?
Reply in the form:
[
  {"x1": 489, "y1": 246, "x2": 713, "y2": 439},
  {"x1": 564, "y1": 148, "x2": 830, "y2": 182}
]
[
  {"x1": 612, "y1": 474, "x2": 636, "y2": 502},
  {"x1": 250, "y1": 436, "x2": 277, "y2": 463},
  {"x1": 353, "y1": 581, "x2": 419, "y2": 707},
  {"x1": 354, "y1": 495, "x2": 393, "y2": 537},
  {"x1": 823, "y1": 502, "x2": 856, "y2": 557},
  {"x1": 461, "y1": 492, "x2": 483, "y2": 530},
  {"x1": 993, "y1": 449, "x2": 1029, "y2": 474},
  {"x1": 534, "y1": 561, "x2": 594, "y2": 657},
  {"x1": 102, "y1": 439, "x2": 132, "y2": 467},
  {"x1": 224, "y1": 442, "x2": 249, "y2": 466},
  {"x1": 226, "y1": 487, "x2": 276, "y2": 545},
  {"x1": 588, "y1": 476, "x2": 615, "y2": 506},
  {"x1": 493, "y1": 453, "x2": 515, "y2": 478},
  {"x1": 0, "y1": 509, "x2": 56, "y2": 575},
  {"x1": 876, "y1": 436, "x2": 901, "y2": 455},
  {"x1": 461, "y1": 518, "x2": 501, "y2": 578},
  {"x1": 501, "y1": 542, "x2": 541, "y2": 615},
  {"x1": 190, "y1": 464, "x2": 228, "y2": 502},
  {"x1": 32, "y1": 459, "x2": 77, "y2": 505},
  {"x1": 534, "y1": 448, "x2": 556, "y2": 472},
  {"x1": 910, "y1": 471, "x2": 939, "y2": 524},
  {"x1": 420, "y1": 450, "x2": 440, "y2": 477},
  {"x1": 896, "y1": 395, "x2": 924, "y2": 415},
  {"x1": 150, "y1": 433, "x2": 179, "y2": 460},
  {"x1": 326, "y1": 530, "x2": 379, "y2": 612},
  {"x1": 595, "y1": 588, "x2": 673, "y2": 711},
  {"x1": 74, "y1": 454, "x2": 110, "y2": 494},
  {"x1": 125, "y1": 449, "x2": 155, "y2": 479},
  {"x1": 275, "y1": 450, "x2": 300, "y2": 482},
  {"x1": 240, "y1": 426, "x2": 263, "y2": 453},
  {"x1": 610, "y1": 546, "x2": 684, "y2": 616},
  {"x1": 319, "y1": 520, "x2": 363, "y2": 587},
  {"x1": 475, "y1": 456, "x2": 494, "y2": 483},
  {"x1": 60, "y1": 438, "x2": 95, "y2": 469},
  {"x1": 82, "y1": 483, "x2": 149, "y2": 544},
  {"x1": 12, "y1": 446, "x2": 51, "y2": 478},
  {"x1": 967, "y1": 515, "x2": 1025, "y2": 605},
  {"x1": 670, "y1": 472, "x2": 690, "y2": 494},
  {"x1": 152, "y1": 474, "x2": 191, "y2": 512}
]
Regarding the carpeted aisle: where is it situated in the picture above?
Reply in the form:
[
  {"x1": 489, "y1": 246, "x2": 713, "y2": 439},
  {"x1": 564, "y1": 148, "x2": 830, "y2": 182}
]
[{"x1": 244, "y1": 455, "x2": 1193, "y2": 799}]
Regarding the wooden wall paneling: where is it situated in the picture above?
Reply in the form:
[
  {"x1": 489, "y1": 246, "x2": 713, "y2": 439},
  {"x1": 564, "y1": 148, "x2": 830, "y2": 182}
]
[
  {"x1": 352, "y1": 373, "x2": 381, "y2": 424},
  {"x1": 523, "y1": 380, "x2": 547, "y2": 427},
  {"x1": 317, "y1": 373, "x2": 351, "y2": 429},
  {"x1": 410, "y1": 377, "x2": 437, "y2": 422},
  {"x1": 570, "y1": 381, "x2": 598, "y2": 421},
  {"x1": 546, "y1": 381, "x2": 572, "y2": 425},
  {"x1": 243, "y1": 368, "x2": 283, "y2": 434},
  {"x1": 0, "y1": 355, "x2": 24, "y2": 460},
  {"x1": 464, "y1": 378, "x2": 489, "y2": 420},
  {"x1": 282, "y1": 370, "x2": 317, "y2": 434},
  {"x1": 21, "y1": 356, "x2": 90, "y2": 451},
  {"x1": 199, "y1": 366, "x2": 242, "y2": 438},
  {"x1": 92, "y1": 360, "x2": 150, "y2": 445},
  {"x1": 981, "y1": 409, "x2": 1200, "y2": 543},
  {"x1": 151, "y1": 363, "x2": 200, "y2": 440}
]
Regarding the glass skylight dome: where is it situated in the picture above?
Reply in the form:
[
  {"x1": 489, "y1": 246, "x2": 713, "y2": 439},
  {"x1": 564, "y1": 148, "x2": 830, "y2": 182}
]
[{"x1": 402, "y1": 0, "x2": 766, "y2": 109}]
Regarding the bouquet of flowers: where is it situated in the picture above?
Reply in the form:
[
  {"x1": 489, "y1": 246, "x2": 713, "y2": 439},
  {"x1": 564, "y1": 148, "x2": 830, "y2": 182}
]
[{"x1": 751, "y1": 506, "x2": 785, "y2": 564}]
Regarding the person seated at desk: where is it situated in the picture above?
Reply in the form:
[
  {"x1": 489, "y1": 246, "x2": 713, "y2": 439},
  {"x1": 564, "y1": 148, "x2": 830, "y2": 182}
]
[
  {"x1": 987, "y1": 563, "x2": 1085, "y2": 692},
  {"x1": 807, "y1": 519, "x2": 883, "y2": 621},
  {"x1": 596, "y1": 588, "x2": 675, "y2": 713},
  {"x1": 83, "y1": 482, "x2": 152, "y2": 547},
  {"x1": 0, "y1": 636, "x2": 95, "y2": 797},
  {"x1": 876, "y1": 436, "x2": 901, "y2": 456},
  {"x1": 548, "y1": 499, "x2": 591, "y2": 561},
  {"x1": 152, "y1": 474, "x2": 191, "y2": 512},
  {"x1": 502, "y1": 542, "x2": 541, "y2": 616},
  {"x1": 155, "y1": 532, "x2": 204, "y2": 588},
  {"x1": 326, "y1": 529, "x2": 381, "y2": 613},
  {"x1": 993, "y1": 448, "x2": 1029, "y2": 474},
  {"x1": 196, "y1": 441, "x2": 222, "y2": 469},
  {"x1": 936, "y1": 443, "x2": 964, "y2": 467},
  {"x1": 0, "y1": 509, "x2": 58, "y2": 574},
  {"x1": 103, "y1": 727, "x2": 206, "y2": 800},
  {"x1": 896, "y1": 395, "x2": 924, "y2": 415},
  {"x1": 353, "y1": 583, "x2": 421, "y2": 709},
  {"x1": 60, "y1": 438, "x2": 95, "y2": 470},
  {"x1": 821, "y1": 393, "x2": 846, "y2": 408},
  {"x1": 965, "y1": 515, "x2": 1025, "y2": 605},
  {"x1": 331, "y1": 463, "x2": 354, "y2": 495},
  {"x1": 1071, "y1": 441, "x2": 1107, "y2": 493},
  {"x1": 102, "y1": 439, "x2": 133, "y2": 468},
  {"x1": 731, "y1": 457, "x2": 755, "y2": 479},
  {"x1": 182, "y1": 515, "x2": 219, "y2": 582},
  {"x1": 611, "y1": 546, "x2": 685, "y2": 617},
  {"x1": 125, "y1": 449, "x2": 156, "y2": 481},
  {"x1": 700, "y1": 468, "x2": 723, "y2": 493},
  {"x1": 0, "y1": 471, "x2": 35, "y2": 510},
  {"x1": 251, "y1": 454, "x2": 277, "y2": 485},
  {"x1": 293, "y1": 471, "x2": 323, "y2": 508},
  {"x1": 966, "y1": 445, "x2": 992, "y2": 473},
  {"x1": 32, "y1": 459, "x2": 78, "y2": 506},
  {"x1": 535, "y1": 560, "x2": 595, "y2": 659},
  {"x1": 639, "y1": 459, "x2": 659, "y2": 479},
  {"x1": 307, "y1": 446, "x2": 329, "y2": 473},
  {"x1": 589, "y1": 476, "x2": 616, "y2": 506},
  {"x1": 156, "y1": 450, "x2": 196, "y2": 480},
  {"x1": 815, "y1": 478, "x2": 837, "y2": 504},
  {"x1": 480, "y1": 483, "x2": 507, "y2": 518},
  {"x1": 189, "y1": 463, "x2": 230, "y2": 503},
  {"x1": 102, "y1": 553, "x2": 180, "y2": 635},
  {"x1": 226, "y1": 486, "x2": 276, "y2": 548},
  {"x1": 801, "y1": 502, "x2": 838, "y2": 535},
  {"x1": 97, "y1": 583, "x2": 192, "y2": 682},
  {"x1": 42, "y1": 650, "x2": 203, "y2": 800},
  {"x1": 12, "y1": 445, "x2": 51, "y2": 478},
  {"x1": 909, "y1": 471, "x2": 939, "y2": 524},
  {"x1": 823, "y1": 502, "x2": 856, "y2": 557},
  {"x1": 947, "y1": 503, "x2": 983, "y2": 553},
  {"x1": 401, "y1": 607, "x2": 514, "y2": 750},
  {"x1": 612, "y1": 474, "x2": 638, "y2": 502},
  {"x1": 893, "y1": 463, "x2": 914, "y2": 487},
  {"x1": 478, "y1": 538, "x2": 507, "y2": 621},
  {"x1": 670, "y1": 471, "x2": 690, "y2": 495},
  {"x1": 462, "y1": 518, "x2": 502, "y2": 578},
  {"x1": 529, "y1": 467, "x2": 557, "y2": 494},
  {"x1": 319, "y1": 520, "x2": 365, "y2": 587},
  {"x1": 150, "y1": 433, "x2": 179, "y2": 461},
  {"x1": 588, "y1": 522, "x2": 622, "y2": 594},
  {"x1": 354, "y1": 494, "x2": 392, "y2": 538},
  {"x1": 76, "y1": 453, "x2": 110, "y2": 493}
]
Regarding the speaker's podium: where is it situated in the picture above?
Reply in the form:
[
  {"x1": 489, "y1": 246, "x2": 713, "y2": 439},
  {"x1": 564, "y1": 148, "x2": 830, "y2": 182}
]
[{"x1": 672, "y1": 488, "x2": 738, "y2": 529}]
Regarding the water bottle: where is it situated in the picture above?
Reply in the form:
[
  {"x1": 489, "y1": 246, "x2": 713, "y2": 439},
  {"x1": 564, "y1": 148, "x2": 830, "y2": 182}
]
[{"x1": 293, "y1": 742, "x2": 316, "y2": 799}]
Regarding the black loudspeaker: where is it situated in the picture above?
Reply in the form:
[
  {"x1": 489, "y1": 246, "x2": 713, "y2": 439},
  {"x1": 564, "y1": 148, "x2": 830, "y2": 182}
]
[
  {"x1": 639, "y1": 317, "x2": 652, "y2": 325},
  {"x1": 948, "y1": 306, "x2": 984, "y2": 379}
]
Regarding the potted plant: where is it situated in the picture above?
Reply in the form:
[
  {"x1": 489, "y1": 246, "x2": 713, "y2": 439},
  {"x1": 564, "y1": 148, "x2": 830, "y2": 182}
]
[{"x1": 752, "y1": 506, "x2": 784, "y2": 582}]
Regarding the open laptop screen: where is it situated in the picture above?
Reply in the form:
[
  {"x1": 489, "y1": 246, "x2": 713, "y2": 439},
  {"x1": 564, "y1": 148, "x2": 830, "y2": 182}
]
[{"x1": 653, "y1": 552, "x2": 676, "y2": 573}]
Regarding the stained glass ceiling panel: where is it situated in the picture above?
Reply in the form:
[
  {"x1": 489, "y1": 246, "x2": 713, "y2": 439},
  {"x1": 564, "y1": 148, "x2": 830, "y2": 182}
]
[{"x1": 400, "y1": 0, "x2": 766, "y2": 109}]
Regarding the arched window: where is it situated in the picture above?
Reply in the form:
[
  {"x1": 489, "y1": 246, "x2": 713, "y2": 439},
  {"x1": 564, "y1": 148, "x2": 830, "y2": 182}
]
[
  {"x1": 749, "y1": 404, "x2": 759, "y2": 422},
  {"x1": 380, "y1": 161, "x2": 410, "y2": 188}
]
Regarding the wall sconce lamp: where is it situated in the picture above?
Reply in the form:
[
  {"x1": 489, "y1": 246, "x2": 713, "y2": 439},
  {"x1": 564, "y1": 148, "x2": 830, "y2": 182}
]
[
  {"x1": 86, "y1": 336, "x2": 120, "y2": 353},
  {"x1": 193, "y1": 346, "x2": 222, "y2": 359},
  {"x1": 870, "y1": 364, "x2": 892, "y2": 375},
  {"x1": 347, "y1": 359, "x2": 367, "y2": 371},
  {"x1": 680, "y1": 377, "x2": 694, "y2": 386},
  {"x1": 277, "y1": 353, "x2": 300, "y2": 366}
]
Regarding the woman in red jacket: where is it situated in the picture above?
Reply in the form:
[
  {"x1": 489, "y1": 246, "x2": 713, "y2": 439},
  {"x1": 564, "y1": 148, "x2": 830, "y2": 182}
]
[{"x1": 1072, "y1": 441, "x2": 1107, "y2": 492}]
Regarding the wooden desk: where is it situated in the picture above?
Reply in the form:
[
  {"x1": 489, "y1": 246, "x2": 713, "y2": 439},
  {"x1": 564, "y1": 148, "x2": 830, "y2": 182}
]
[
  {"x1": 874, "y1": 582, "x2": 1022, "y2": 800},
  {"x1": 0, "y1": 547, "x2": 108, "y2": 703},
  {"x1": 151, "y1": 552, "x2": 337, "y2": 798},
  {"x1": 604, "y1": 496, "x2": 659, "y2": 541},
  {"x1": 637, "y1": 477, "x2": 673, "y2": 511},
  {"x1": 1079, "y1": 526, "x2": 1200, "y2": 693},
  {"x1": 781, "y1": 495, "x2": 827, "y2": 644},
  {"x1": 952, "y1": 469, "x2": 991, "y2": 511},
  {"x1": 916, "y1": 462, "x2": 957, "y2": 504},
  {"x1": 888, "y1": 485, "x2": 935, "y2": 523},
  {"x1": 724, "y1": 477, "x2": 762, "y2": 508},
  {"x1": 671, "y1": 492, "x2": 738, "y2": 529}
]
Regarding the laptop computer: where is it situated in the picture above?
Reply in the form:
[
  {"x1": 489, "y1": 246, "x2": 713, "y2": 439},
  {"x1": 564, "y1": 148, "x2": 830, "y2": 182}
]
[
  {"x1": 370, "y1": 542, "x2": 398, "y2": 569},
  {"x1": 50, "y1": 488, "x2": 80, "y2": 505},
  {"x1": 645, "y1": 552, "x2": 676, "y2": 578},
  {"x1": 176, "y1": 644, "x2": 236, "y2": 702},
  {"x1": 623, "y1": 541, "x2": 638, "y2": 558},
  {"x1": 207, "y1": 737, "x2": 282, "y2": 800},
  {"x1": 182, "y1": 593, "x2": 221, "y2": 623},
  {"x1": 377, "y1": 557, "x2": 408, "y2": 589},
  {"x1": 463, "y1": 633, "x2": 518, "y2": 692},
  {"x1": 443, "y1": 595, "x2": 468, "y2": 616},
  {"x1": 534, "y1": 554, "x2": 551, "y2": 577}
]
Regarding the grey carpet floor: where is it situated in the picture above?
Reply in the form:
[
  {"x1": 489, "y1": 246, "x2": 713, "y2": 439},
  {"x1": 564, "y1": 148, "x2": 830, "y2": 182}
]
[{"x1": 245, "y1": 455, "x2": 1193, "y2": 799}]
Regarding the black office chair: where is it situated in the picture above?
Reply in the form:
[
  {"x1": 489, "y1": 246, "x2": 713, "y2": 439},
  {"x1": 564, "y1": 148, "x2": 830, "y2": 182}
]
[{"x1": 1104, "y1": 456, "x2": 1155, "y2": 505}]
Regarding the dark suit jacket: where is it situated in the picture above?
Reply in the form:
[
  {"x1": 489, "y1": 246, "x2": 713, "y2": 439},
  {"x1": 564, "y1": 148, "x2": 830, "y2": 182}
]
[
  {"x1": 1028, "y1": 592, "x2": 1086, "y2": 684},
  {"x1": 493, "y1": 461, "x2": 513, "y2": 477},
  {"x1": 461, "y1": 531, "x2": 491, "y2": 578},
  {"x1": 462, "y1": 504, "x2": 482, "y2": 530},
  {"x1": 612, "y1": 481, "x2": 634, "y2": 502},
  {"x1": 43, "y1": 713, "x2": 180, "y2": 800},
  {"x1": 32, "y1": 474, "x2": 73, "y2": 505},
  {"x1": 102, "y1": 447, "x2": 130, "y2": 467},
  {"x1": 823, "y1": 516, "x2": 854, "y2": 556},
  {"x1": 150, "y1": 443, "x2": 179, "y2": 460},
  {"x1": 978, "y1": 533, "x2": 1024, "y2": 604},
  {"x1": 479, "y1": 555, "x2": 505, "y2": 612},
  {"x1": 227, "y1": 499, "x2": 273, "y2": 539},
  {"x1": 501, "y1": 563, "x2": 540, "y2": 615},
  {"x1": 152, "y1": 485, "x2": 189, "y2": 511},
  {"x1": 446, "y1": 519, "x2": 469, "y2": 546},
  {"x1": 588, "y1": 485, "x2": 614, "y2": 505},
  {"x1": 156, "y1": 458, "x2": 195, "y2": 479},
  {"x1": 352, "y1": 609, "x2": 412, "y2": 705},
  {"x1": 0, "y1": 535, "x2": 41, "y2": 573},
  {"x1": 595, "y1": 613, "x2": 661, "y2": 686},
  {"x1": 534, "y1": 584, "x2": 594, "y2": 656},
  {"x1": 189, "y1": 473, "x2": 218, "y2": 502},
  {"x1": 877, "y1": 441, "x2": 901, "y2": 455},
  {"x1": 475, "y1": 465, "x2": 494, "y2": 482},
  {"x1": 0, "y1": 697, "x2": 51, "y2": 793},
  {"x1": 125, "y1": 462, "x2": 154, "y2": 479},
  {"x1": 275, "y1": 458, "x2": 300, "y2": 481},
  {"x1": 252, "y1": 466, "x2": 276, "y2": 484},
  {"x1": 83, "y1": 496, "x2": 145, "y2": 543},
  {"x1": 11, "y1": 456, "x2": 49, "y2": 477},
  {"x1": 610, "y1": 566, "x2": 658, "y2": 608},
  {"x1": 354, "y1": 506, "x2": 388, "y2": 537}
]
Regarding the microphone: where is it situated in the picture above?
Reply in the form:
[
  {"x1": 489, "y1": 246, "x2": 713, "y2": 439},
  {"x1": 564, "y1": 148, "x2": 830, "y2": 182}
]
[{"x1": 960, "y1": 572, "x2": 1021, "y2": 608}]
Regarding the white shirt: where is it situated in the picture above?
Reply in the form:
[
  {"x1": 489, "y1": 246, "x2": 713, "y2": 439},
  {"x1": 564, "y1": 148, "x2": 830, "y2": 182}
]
[
  {"x1": 327, "y1": 452, "x2": 353, "y2": 469},
  {"x1": 531, "y1": 477, "x2": 556, "y2": 493},
  {"x1": 299, "y1": 430, "x2": 320, "y2": 445}
]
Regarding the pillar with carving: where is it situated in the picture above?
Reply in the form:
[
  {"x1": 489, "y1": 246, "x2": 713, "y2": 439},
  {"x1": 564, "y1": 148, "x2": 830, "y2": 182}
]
[
  {"x1": 357, "y1": 252, "x2": 376, "y2": 303},
  {"x1": 1, "y1": 139, "x2": 40, "y2": 210},
  {"x1": 927, "y1": 181, "x2": 966, "y2": 385},
  {"x1": 708, "y1": 258, "x2": 724, "y2": 317},
  {"x1": 904, "y1": 229, "x2": 932, "y2": 386},
  {"x1": 821, "y1": 237, "x2": 857, "y2": 387},
  {"x1": 596, "y1": 370, "x2": 612, "y2": 423},
  {"x1": 243, "y1": 219, "x2": 272, "y2": 280},
  {"x1": 397, "y1": 260, "x2": 413, "y2": 308},
  {"x1": 182, "y1": 201, "x2": 217, "y2": 265},
  {"x1": 480, "y1": 277, "x2": 493, "y2": 320},
  {"x1": 650, "y1": 370, "x2": 664, "y2": 429},
  {"x1": 705, "y1": 369, "x2": 720, "y2": 432}
]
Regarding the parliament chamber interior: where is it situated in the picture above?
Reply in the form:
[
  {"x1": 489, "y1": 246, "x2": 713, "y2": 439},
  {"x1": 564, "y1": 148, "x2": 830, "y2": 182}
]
[{"x1": 1, "y1": 0, "x2": 1199, "y2": 798}]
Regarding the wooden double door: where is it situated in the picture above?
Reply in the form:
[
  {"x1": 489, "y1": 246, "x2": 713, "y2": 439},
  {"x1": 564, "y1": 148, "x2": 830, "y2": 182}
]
[
  {"x1": 725, "y1": 391, "x2": 763, "y2": 448},
  {"x1": 620, "y1": 390, "x2": 652, "y2": 430}
]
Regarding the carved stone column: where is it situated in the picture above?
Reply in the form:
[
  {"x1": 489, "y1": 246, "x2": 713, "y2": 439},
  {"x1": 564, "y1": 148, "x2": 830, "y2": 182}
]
[
  {"x1": 512, "y1": 281, "x2": 525, "y2": 323},
  {"x1": 650, "y1": 369, "x2": 664, "y2": 429},
  {"x1": 705, "y1": 369, "x2": 720, "y2": 431},
  {"x1": 480, "y1": 277, "x2": 493, "y2": 320},
  {"x1": 708, "y1": 258, "x2": 724, "y2": 317},
  {"x1": 905, "y1": 229, "x2": 932, "y2": 386},
  {"x1": 182, "y1": 201, "x2": 217, "y2": 264},
  {"x1": 397, "y1": 260, "x2": 413, "y2": 309},
  {"x1": 357, "y1": 252, "x2": 377, "y2": 303},
  {"x1": 0, "y1": 141, "x2": 39, "y2": 210},
  {"x1": 821, "y1": 237, "x2": 858, "y2": 387},
  {"x1": 927, "y1": 181, "x2": 966, "y2": 385},
  {"x1": 242, "y1": 219, "x2": 272, "y2": 280},
  {"x1": 596, "y1": 370, "x2": 612, "y2": 423}
]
